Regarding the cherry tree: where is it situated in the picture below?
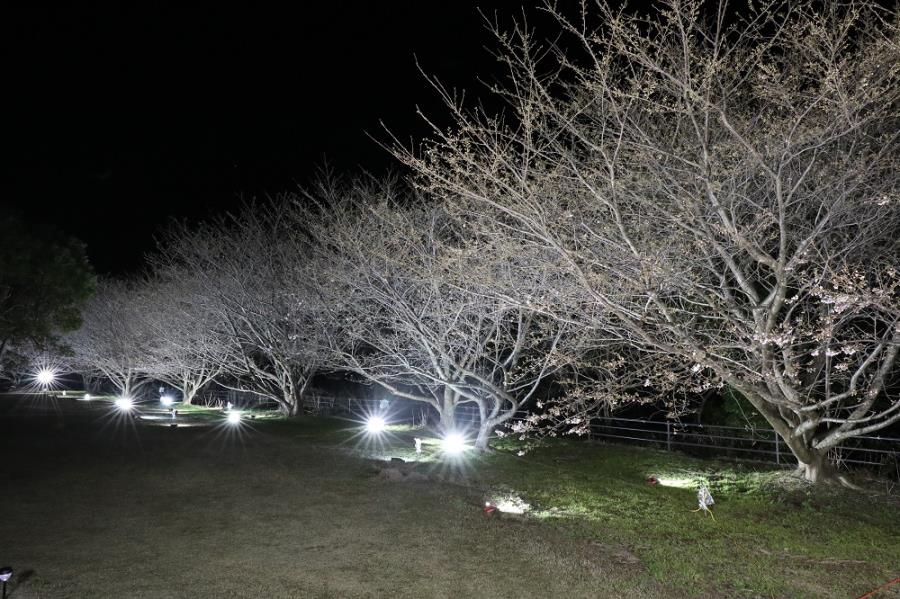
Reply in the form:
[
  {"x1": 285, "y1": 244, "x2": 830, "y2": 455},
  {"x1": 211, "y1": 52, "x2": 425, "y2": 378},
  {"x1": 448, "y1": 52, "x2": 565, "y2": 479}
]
[
  {"x1": 301, "y1": 179, "x2": 568, "y2": 449},
  {"x1": 401, "y1": 0, "x2": 900, "y2": 481},
  {"x1": 153, "y1": 201, "x2": 327, "y2": 416},
  {"x1": 67, "y1": 279, "x2": 156, "y2": 398},
  {"x1": 137, "y1": 277, "x2": 226, "y2": 405}
]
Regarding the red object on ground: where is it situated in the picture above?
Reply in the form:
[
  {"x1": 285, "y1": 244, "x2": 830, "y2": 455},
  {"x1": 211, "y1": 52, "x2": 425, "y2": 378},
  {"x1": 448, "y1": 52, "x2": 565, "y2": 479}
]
[
  {"x1": 483, "y1": 504, "x2": 497, "y2": 516},
  {"x1": 857, "y1": 576, "x2": 900, "y2": 599},
  {"x1": 646, "y1": 476, "x2": 659, "y2": 485}
]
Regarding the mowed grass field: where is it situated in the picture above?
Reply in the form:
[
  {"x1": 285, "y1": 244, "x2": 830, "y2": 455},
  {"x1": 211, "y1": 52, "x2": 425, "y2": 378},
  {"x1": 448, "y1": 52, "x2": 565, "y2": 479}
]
[{"x1": 0, "y1": 395, "x2": 897, "y2": 598}]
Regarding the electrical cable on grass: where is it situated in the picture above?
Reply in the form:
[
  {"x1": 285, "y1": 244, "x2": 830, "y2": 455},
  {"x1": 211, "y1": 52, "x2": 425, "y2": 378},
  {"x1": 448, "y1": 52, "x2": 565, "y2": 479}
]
[{"x1": 856, "y1": 576, "x2": 900, "y2": 599}]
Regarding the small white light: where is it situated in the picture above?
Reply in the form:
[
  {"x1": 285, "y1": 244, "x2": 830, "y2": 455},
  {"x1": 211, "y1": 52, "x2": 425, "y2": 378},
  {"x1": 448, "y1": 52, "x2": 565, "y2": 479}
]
[
  {"x1": 227, "y1": 411, "x2": 242, "y2": 425},
  {"x1": 82, "y1": 393, "x2": 92, "y2": 401},
  {"x1": 441, "y1": 433, "x2": 468, "y2": 455},
  {"x1": 36, "y1": 368, "x2": 55, "y2": 386},
  {"x1": 160, "y1": 395, "x2": 174, "y2": 407},
  {"x1": 366, "y1": 416, "x2": 386, "y2": 434},
  {"x1": 115, "y1": 397, "x2": 133, "y2": 411}
]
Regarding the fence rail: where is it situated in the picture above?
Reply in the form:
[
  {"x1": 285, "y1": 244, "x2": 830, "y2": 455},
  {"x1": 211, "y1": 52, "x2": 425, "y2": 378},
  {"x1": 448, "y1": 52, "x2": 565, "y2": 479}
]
[
  {"x1": 195, "y1": 387, "x2": 899, "y2": 478},
  {"x1": 591, "y1": 417, "x2": 900, "y2": 475}
]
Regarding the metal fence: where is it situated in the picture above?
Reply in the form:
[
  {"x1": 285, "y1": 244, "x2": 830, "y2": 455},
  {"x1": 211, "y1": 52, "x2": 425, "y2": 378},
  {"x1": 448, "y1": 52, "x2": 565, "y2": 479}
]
[
  {"x1": 197, "y1": 388, "x2": 435, "y2": 423},
  {"x1": 591, "y1": 417, "x2": 900, "y2": 475},
  {"x1": 196, "y1": 387, "x2": 899, "y2": 477}
]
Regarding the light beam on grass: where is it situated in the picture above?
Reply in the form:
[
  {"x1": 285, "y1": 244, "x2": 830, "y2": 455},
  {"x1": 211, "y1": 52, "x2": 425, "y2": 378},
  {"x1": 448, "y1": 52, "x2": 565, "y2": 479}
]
[
  {"x1": 486, "y1": 492, "x2": 531, "y2": 514},
  {"x1": 652, "y1": 472, "x2": 698, "y2": 489}
]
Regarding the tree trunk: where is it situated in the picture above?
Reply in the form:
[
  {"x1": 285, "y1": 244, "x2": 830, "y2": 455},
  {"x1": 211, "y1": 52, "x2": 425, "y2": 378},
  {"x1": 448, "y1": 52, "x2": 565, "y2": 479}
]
[
  {"x1": 739, "y1": 387, "x2": 839, "y2": 484},
  {"x1": 439, "y1": 388, "x2": 458, "y2": 432},
  {"x1": 438, "y1": 406, "x2": 456, "y2": 432},
  {"x1": 474, "y1": 423, "x2": 493, "y2": 451},
  {"x1": 795, "y1": 451, "x2": 835, "y2": 483},
  {"x1": 181, "y1": 386, "x2": 194, "y2": 406},
  {"x1": 281, "y1": 377, "x2": 303, "y2": 417},
  {"x1": 283, "y1": 396, "x2": 302, "y2": 417}
]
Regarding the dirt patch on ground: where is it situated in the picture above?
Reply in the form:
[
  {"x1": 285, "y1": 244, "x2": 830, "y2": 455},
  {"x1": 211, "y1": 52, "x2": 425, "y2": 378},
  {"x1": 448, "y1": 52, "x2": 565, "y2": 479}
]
[
  {"x1": 582, "y1": 539, "x2": 644, "y2": 569},
  {"x1": 374, "y1": 461, "x2": 431, "y2": 483}
]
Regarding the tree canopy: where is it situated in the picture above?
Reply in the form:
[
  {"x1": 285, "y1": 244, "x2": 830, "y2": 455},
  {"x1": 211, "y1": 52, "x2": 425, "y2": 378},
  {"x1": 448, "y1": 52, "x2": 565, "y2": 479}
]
[{"x1": 0, "y1": 212, "x2": 94, "y2": 374}]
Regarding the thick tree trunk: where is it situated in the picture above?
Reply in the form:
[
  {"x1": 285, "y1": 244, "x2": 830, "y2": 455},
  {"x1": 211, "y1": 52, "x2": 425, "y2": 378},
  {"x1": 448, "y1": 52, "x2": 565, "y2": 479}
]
[
  {"x1": 181, "y1": 386, "x2": 194, "y2": 406},
  {"x1": 739, "y1": 387, "x2": 840, "y2": 484},
  {"x1": 439, "y1": 387, "x2": 458, "y2": 432},
  {"x1": 280, "y1": 377, "x2": 303, "y2": 417},
  {"x1": 795, "y1": 451, "x2": 834, "y2": 483},
  {"x1": 474, "y1": 423, "x2": 493, "y2": 451},
  {"x1": 438, "y1": 406, "x2": 456, "y2": 432},
  {"x1": 283, "y1": 395, "x2": 302, "y2": 417}
]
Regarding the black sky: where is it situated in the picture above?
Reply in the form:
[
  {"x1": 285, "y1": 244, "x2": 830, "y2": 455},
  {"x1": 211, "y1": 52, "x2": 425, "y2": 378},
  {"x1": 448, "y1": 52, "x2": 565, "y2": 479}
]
[{"x1": 2, "y1": 2, "x2": 591, "y2": 273}]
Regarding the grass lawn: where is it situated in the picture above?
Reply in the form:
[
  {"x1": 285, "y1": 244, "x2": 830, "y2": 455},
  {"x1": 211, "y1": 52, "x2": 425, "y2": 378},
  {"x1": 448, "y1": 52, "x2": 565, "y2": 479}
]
[{"x1": 0, "y1": 395, "x2": 897, "y2": 598}]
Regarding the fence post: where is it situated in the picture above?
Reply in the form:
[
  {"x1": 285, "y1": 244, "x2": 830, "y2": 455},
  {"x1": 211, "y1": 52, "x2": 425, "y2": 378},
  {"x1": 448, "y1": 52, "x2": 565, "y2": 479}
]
[
  {"x1": 775, "y1": 434, "x2": 780, "y2": 465},
  {"x1": 666, "y1": 422, "x2": 672, "y2": 452}
]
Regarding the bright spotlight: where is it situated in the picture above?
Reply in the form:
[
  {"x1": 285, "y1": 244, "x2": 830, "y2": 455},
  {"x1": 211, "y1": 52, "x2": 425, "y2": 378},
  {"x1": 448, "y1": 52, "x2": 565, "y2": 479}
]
[
  {"x1": 114, "y1": 397, "x2": 133, "y2": 411},
  {"x1": 227, "y1": 411, "x2": 242, "y2": 425},
  {"x1": 36, "y1": 368, "x2": 56, "y2": 387},
  {"x1": 160, "y1": 395, "x2": 174, "y2": 407},
  {"x1": 82, "y1": 393, "x2": 92, "y2": 401},
  {"x1": 365, "y1": 416, "x2": 386, "y2": 434},
  {"x1": 441, "y1": 432, "x2": 468, "y2": 455},
  {"x1": 0, "y1": 565, "x2": 12, "y2": 598}
]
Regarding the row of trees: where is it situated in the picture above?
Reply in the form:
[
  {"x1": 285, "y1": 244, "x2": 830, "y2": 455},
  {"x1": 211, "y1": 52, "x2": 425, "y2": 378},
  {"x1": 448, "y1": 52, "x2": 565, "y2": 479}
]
[
  {"x1": 65, "y1": 0, "x2": 899, "y2": 482},
  {"x1": 67, "y1": 182, "x2": 568, "y2": 449}
]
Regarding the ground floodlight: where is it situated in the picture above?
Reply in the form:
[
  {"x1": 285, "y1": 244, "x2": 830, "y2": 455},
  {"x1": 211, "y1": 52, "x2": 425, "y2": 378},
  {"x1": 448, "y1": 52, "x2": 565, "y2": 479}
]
[
  {"x1": 441, "y1": 432, "x2": 468, "y2": 455},
  {"x1": 365, "y1": 416, "x2": 386, "y2": 434},
  {"x1": 36, "y1": 368, "x2": 55, "y2": 387},
  {"x1": 82, "y1": 393, "x2": 92, "y2": 401},
  {"x1": 160, "y1": 395, "x2": 174, "y2": 407},
  {"x1": 0, "y1": 565, "x2": 11, "y2": 599},
  {"x1": 227, "y1": 410, "x2": 242, "y2": 425},
  {"x1": 114, "y1": 397, "x2": 133, "y2": 411}
]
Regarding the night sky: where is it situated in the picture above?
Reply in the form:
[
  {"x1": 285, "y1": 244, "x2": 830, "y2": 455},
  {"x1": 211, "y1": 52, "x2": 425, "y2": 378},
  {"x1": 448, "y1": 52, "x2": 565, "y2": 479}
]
[{"x1": 4, "y1": 2, "x2": 571, "y2": 274}]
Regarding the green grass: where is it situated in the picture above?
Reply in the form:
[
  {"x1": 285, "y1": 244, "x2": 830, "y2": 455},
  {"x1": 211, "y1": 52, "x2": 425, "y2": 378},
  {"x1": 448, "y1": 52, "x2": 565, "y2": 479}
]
[
  {"x1": 0, "y1": 396, "x2": 897, "y2": 598},
  {"x1": 471, "y1": 440, "x2": 900, "y2": 598}
]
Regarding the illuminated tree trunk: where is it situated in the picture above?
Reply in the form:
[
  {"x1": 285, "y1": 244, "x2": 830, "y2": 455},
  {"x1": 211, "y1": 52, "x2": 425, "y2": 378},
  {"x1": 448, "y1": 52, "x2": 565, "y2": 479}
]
[
  {"x1": 285, "y1": 399, "x2": 301, "y2": 417},
  {"x1": 474, "y1": 424, "x2": 492, "y2": 451},
  {"x1": 439, "y1": 387, "x2": 458, "y2": 432},
  {"x1": 181, "y1": 386, "x2": 194, "y2": 405},
  {"x1": 739, "y1": 388, "x2": 839, "y2": 483},
  {"x1": 795, "y1": 452, "x2": 832, "y2": 484},
  {"x1": 180, "y1": 376, "x2": 195, "y2": 406}
]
